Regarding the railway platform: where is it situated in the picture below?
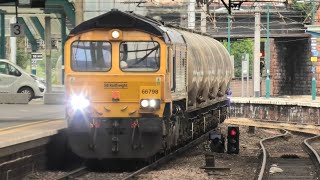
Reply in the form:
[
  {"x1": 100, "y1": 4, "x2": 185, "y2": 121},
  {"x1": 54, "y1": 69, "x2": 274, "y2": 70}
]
[
  {"x1": 0, "y1": 96, "x2": 67, "y2": 180},
  {"x1": 0, "y1": 100, "x2": 65, "y2": 155},
  {"x1": 229, "y1": 95, "x2": 320, "y2": 125},
  {"x1": 231, "y1": 95, "x2": 320, "y2": 107}
]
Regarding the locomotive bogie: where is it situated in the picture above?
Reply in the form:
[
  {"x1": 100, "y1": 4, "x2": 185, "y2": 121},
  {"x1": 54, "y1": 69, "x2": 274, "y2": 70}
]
[{"x1": 68, "y1": 116, "x2": 163, "y2": 159}]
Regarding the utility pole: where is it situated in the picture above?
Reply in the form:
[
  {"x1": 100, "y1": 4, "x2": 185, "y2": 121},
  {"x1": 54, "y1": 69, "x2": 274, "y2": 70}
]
[
  {"x1": 0, "y1": 11, "x2": 5, "y2": 59},
  {"x1": 266, "y1": 3, "x2": 270, "y2": 98},
  {"x1": 45, "y1": 16, "x2": 52, "y2": 93},
  {"x1": 10, "y1": 17, "x2": 16, "y2": 64},
  {"x1": 253, "y1": 5, "x2": 261, "y2": 97},
  {"x1": 312, "y1": 0, "x2": 315, "y2": 23},
  {"x1": 227, "y1": 15, "x2": 231, "y2": 54},
  {"x1": 61, "y1": 13, "x2": 66, "y2": 85},
  {"x1": 188, "y1": 0, "x2": 195, "y2": 29},
  {"x1": 75, "y1": 0, "x2": 84, "y2": 26},
  {"x1": 201, "y1": 3, "x2": 207, "y2": 33},
  {"x1": 311, "y1": 0, "x2": 316, "y2": 100},
  {"x1": 227, "y1": 11, "x2": 231, "y2": 90}
]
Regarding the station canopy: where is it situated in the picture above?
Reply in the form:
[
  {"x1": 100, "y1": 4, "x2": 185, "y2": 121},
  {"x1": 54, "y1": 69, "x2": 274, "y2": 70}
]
[{"x1": 0, "y1": 0, "x2": 74, "y2": 39}]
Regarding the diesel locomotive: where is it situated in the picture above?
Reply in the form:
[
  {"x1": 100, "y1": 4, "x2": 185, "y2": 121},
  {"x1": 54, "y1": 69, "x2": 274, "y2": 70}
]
[{"x1": 64, "y1": 9, "x2": 233, "y2": 159}]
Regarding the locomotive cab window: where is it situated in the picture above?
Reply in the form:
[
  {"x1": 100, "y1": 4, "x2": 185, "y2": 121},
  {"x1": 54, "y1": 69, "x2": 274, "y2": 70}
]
[
  {"x1": 120, "y1": 41, "x2": 160, "y2": 72},
  {"x1": 71, "y1": 41, "x2": 111, "y2": 72}
]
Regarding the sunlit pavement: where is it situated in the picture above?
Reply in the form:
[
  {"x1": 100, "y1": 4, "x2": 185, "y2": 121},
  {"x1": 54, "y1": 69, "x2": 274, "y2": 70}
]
[{"x1": 0, "y1": 99, "x2": 65, "y2": 128}]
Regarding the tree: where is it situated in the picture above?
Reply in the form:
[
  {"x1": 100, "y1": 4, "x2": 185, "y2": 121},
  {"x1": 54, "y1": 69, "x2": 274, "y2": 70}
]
[
  {"x1": 222, "y1": 39, "x2": 254, "y2": 78},
  {"x1": 16, "y1": 37, "x2": 30, "y2": 69},
  {"x1": 291, "y1": 0, "x2": 314, "y2": 22}
]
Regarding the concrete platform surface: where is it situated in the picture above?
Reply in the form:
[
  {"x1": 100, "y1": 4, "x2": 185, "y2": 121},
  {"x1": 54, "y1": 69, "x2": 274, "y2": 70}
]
[
  {"x1": 231, "y1": 95, "x2": 320, "y2": 107},
  {"x1": 0, "y1": 119, "x2": 66, "y2": 148},
  {"x1": 0, "y1": 100, "x2": 65, "y2": 150},
  {"x1": 0, "y1": 104, "x2": 65, "y2": 129}
]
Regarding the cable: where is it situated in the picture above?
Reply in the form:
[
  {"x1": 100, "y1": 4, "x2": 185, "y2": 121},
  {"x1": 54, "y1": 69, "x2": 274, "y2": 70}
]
[{"x1": 274, "y1": 37, "x2": 309, "y2": 42}]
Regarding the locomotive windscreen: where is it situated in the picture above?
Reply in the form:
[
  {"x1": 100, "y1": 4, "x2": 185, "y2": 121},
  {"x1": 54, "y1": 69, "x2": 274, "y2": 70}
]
[
  {"x1": 120, "y1": 41, "x2": 160, "y2": 72},
  {"x1": 71, "y1": 41, "x2": 112, "y2": 72}
]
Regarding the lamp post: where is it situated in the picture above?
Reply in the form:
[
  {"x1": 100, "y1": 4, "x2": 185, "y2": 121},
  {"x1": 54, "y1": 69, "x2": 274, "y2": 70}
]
[
  {"x1": 312, "y1": 0, "x2": 315, "y2": 23},
  {"x1": 227, "y1": 13, "x2": 231, "y2": 91},
  {"x1": 228, "y1": 14, "x2": 231, "y2": 54},
  {"x1": 0, "y1": 11, "x2": 5, "y2": 59},
  {"x1": 312, "y1": 0, "x2": 316, "y2": 101},
  {"x1": 266, "y1": 3, "x2": 270, "y2": 98}
]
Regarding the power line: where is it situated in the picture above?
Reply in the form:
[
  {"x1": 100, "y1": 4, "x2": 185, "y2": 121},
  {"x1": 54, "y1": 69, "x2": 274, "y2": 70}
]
[{"x1": 275, "y1": 37, "x2": 309, "y2": 42}]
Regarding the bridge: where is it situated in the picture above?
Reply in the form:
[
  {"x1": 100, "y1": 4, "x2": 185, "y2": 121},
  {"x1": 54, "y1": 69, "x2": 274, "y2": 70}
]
[{"x1": 147, "y1": 5, "x2": 308, "y2": 38}]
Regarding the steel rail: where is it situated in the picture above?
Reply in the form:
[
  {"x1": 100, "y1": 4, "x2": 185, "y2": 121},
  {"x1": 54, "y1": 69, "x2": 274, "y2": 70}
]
[
  {"x1": 257, "y1": 129, "x2": 289, "y2": 180},
  {"x1": 121, "y1": 129, "x2": 214, "y2": 180},
  {"x1": 303, "y1": 135, "x2": 320, "y2": 173},
  {"x1": 56, "y1": 166, "x2": 88, "y2": 180}
]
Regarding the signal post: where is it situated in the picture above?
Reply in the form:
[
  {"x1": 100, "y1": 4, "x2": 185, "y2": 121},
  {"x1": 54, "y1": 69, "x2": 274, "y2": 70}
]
[{"x1": 227, "y1": 126, "x2": 240, "y2": 154}]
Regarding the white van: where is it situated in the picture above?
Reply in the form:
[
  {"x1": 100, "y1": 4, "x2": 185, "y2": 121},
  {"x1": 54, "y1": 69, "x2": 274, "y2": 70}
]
[{"x1": 0, "y1": 59, "x2": 45, "y2": 101}]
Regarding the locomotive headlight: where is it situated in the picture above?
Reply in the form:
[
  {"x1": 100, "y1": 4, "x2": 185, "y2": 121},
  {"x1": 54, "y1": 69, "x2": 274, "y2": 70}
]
[
  {"x1": 71, "y1": 95, "x2": 90, "y2": 110},
  {"x1": 111, "y1": 30, "x2": 120, "y2": 39},
  {"x1": 149, "y1": 99, "x2": 157, "y2": 108},
  {"x1": 140, "y1": 99, "x2": 160, "y2": 109},
  {"x1": 141, "y1": 99, "x2": 149, "y2": 108}
]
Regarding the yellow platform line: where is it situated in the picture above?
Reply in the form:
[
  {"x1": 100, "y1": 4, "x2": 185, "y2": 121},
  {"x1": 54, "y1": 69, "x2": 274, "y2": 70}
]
[{"x1": 0, "y1": 119, "x2": 65, "y2": 132}]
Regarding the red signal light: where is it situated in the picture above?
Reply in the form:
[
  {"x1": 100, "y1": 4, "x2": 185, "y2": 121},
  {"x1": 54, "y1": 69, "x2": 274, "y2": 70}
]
[
  {"x1": 260, "y1": 52, "x2": 263, "y2": 58},
  {"x1": 227, "y1": 126, "x2": 239, "y2": 154},
  {"x1": 230, "y1": 129, "x2": 237, "y2": 136}
]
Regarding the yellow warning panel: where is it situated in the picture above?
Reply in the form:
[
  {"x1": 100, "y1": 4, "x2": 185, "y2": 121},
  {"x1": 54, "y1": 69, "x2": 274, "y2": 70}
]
[
  {"x1": 311, "y1": 57, "x2": 318, "y2": 62},
  {"x1": 140, "y1": 86, "x2": 161, "y2": 99}
]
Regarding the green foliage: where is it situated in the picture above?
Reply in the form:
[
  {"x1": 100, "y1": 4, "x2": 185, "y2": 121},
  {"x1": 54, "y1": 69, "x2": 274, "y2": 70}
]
[
  {"x1": 291, "y1": 0, "x2": 312, "y2": 21},
  {"x1": 222, "y1": 39, "x2": 254, "y2": 78},
  {"x1": 16, "y1": 38, "x2": 30, "y2": 69},
  {"x1": 36, "y1": 49, "x2": 61, "y2": 84},
  {"x1": 291, "y1": 0, "x2": 311, "y2": 11},
  {"x1": 15, "y1": 37, "x2": 62, "y2": 84}
]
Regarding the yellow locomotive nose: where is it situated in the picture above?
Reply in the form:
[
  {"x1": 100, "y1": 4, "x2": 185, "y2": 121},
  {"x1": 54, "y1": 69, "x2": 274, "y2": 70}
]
[{"x1": 66, "y1": 74, "x2": 165, "y2": 118}]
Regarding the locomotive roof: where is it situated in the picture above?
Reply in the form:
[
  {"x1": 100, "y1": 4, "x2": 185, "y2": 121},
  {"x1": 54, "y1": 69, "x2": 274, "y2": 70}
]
[{"x1": 68, "y1": 9, "x2": 165, "y2": 38}]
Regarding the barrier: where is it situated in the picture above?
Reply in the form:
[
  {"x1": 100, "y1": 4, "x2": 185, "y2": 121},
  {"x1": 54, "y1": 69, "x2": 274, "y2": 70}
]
[
  {"x1": 44, "y1": 93, "x2": 65, "y2": 105},
  {"x1": 0, "y1": 93, "x2": 29, "y2": 104}
]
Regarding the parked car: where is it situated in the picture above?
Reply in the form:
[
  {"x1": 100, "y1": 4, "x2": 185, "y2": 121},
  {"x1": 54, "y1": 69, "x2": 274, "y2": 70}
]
[
  {"x1": 0, "y1": 59, "x2": 46, "y2": 101},
  {"x1": 30, "y1": 74, "x2": 46, "y2": 85}
]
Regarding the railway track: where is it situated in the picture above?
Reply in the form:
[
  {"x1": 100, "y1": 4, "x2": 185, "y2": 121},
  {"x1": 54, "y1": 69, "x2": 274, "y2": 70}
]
[
  {"x1": 257, "y1": 130, "x2": 320, "y2": 180},
  {"x1": 54, "y1": 129, "x2": 213, "y2": 180},
  {"x1": 121, "y1": 128, "x2": 211, "y2": 180},
  {"x1": 56, "y1": 166, "x2": 88, "y2": 180}
]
